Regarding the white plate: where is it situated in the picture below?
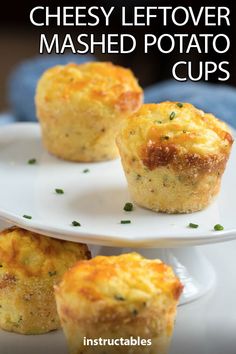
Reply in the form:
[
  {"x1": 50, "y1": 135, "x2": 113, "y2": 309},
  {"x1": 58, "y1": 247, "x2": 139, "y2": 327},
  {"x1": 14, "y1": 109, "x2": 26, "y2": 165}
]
[{"x1": 0, "y1": 122, "x2": 235, "y2": 247}]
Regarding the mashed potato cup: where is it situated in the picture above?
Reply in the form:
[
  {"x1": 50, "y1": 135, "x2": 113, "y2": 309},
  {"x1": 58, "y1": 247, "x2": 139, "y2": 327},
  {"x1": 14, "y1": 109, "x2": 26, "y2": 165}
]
[
  {"x1": 55, "y1": 253, "x2": 183, "y2": 354},
  {"x1": 35, "y1": 62, "x2": 143, "y2": 162},
  {"x1": 0, "y1": 227, "x2": 90, "y2": 334},
  {"x1": 116, "y1": 102, "x2": 233, "y2": 213}
]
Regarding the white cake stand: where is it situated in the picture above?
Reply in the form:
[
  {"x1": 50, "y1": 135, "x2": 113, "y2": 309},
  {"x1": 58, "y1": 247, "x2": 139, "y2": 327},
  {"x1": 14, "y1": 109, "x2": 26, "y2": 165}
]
[{"x1": 0, "y1": 122, "x2": 235, "y2": 304}]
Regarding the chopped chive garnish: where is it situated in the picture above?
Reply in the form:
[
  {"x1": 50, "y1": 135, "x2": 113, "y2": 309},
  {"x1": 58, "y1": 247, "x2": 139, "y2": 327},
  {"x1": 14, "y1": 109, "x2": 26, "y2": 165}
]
[
  {"x1": 177, "y1": 102, "x2": 183, "y2": 108},
  {"x1": 169, "y1": 112, "x2": 175, "y2": 120},
  {"x1": 163, "y1": 136, "x2": 169, "y2": 140},
  {"x1": 114, "y1": 294, "x2": 125, "y2": 301},
  {"x1": 214, "y1": 224, "x2": 224, "y2": 231},
  {"x1": 154, "y1": 120, "x2": 162, "y2": 124},
  {"x1": 23, "y1": 215, "x2": 32, "y2": 220},
  {"x1": 120, "y1": 220, "x2": 131, "y2": 224},
  {"x1": 28, "y1": 158, "x2": 36, "y2": 165},
  {"x1": 55, "y1": 188, "x2": 64, "y2": 194},
  {"x1": 72, "y1": 221, "x2": 81, "y2": 227},
  {"x1": 132, "y1": 309, "x2": 138, "y2": 316},
  {"x1": 188, "y1": 223, "x2": 199, "y2": 229},
  {"x1": 48, "y1": 271, "x2": 57, "y2": 276},
  {"x1": 83, "y1": 169, "x2": 90, "y2": 173},
  {"x1": 123, "y1": 202, "x2": 133, "y2": 212}
]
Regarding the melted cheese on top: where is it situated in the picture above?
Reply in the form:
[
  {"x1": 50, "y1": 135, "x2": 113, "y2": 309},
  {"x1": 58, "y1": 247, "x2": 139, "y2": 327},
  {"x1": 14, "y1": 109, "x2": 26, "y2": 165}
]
[
  {"x1": 120, "y1": 102, "x2": 233, "y2": 156},
  {"x1": 0, "y1": 227, "x2": 90, "y2": 277},
  {"x1": 36, "y1": 62, "x2": 143, "y2": 113},
  {"x1": 57, "y1": 253, "x2": 182, "y2": 306}
]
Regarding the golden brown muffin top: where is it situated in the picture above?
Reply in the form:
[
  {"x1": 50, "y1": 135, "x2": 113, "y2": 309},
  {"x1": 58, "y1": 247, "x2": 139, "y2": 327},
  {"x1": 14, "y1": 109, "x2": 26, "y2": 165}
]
[
  {"x1": 0, "y1": 227, "x2": 90, "y2": 277},
  {"x1": 56, "y1": 253, "x2": 183, "y2": 305},
  {"x1": 118, "y1": 102, "x2": 233, "y2": 171},
  {"x1": 36, "y1": 61, "x2": 143, "y2": 114}
]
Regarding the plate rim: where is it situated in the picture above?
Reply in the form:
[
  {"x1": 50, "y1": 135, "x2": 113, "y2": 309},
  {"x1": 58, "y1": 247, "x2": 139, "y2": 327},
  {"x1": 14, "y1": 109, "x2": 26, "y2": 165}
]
[{"x1": 0, "y1": 122, "x2": 236, "y2": 248}]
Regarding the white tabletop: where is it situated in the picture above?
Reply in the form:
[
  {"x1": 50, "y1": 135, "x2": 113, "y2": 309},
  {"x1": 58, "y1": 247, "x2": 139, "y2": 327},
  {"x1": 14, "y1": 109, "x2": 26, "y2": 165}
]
[{"x1": 171, "y1": 240, "x2": 236, "y2": 354}]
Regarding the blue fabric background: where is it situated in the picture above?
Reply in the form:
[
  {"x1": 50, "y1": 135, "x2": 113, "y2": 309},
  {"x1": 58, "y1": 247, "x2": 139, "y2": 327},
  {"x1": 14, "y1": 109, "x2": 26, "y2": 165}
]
[
  {"x1": 145, "y1": 80, "x2": 236, "y2": 128},
  {"x1": 7, "y1": 54, "x2": 94, "y2": 123},
  {"x1": 2, "y1": 55, "x2": 236, "y2": 129}
]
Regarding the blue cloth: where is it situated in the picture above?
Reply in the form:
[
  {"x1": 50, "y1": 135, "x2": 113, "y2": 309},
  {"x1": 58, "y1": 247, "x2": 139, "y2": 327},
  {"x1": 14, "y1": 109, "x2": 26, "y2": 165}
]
[
  {"x1": 6, "y1": 55, "x2": 236, "y2": 129},
  {"x1": 145, "y1": 80, "x2": 236, "y2": 128},
  {"x1": 7, "y1": 54, "x2": 95, "y2": 122},
  {"x1": 0, "y1": 112, "x2": 16, "y2": 125}
]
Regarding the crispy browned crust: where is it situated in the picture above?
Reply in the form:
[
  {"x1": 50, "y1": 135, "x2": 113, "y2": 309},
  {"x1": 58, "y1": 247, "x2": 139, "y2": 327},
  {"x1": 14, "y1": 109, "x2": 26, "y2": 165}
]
[{"x1": 141, "y1": 141, "x2": 229, "y2": 175}]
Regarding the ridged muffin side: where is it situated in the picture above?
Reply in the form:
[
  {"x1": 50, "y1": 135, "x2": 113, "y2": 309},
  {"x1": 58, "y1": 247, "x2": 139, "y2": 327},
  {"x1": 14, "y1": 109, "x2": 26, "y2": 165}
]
[{"x1": 0, "y1": 227, "x2": 90, "y2": 334}]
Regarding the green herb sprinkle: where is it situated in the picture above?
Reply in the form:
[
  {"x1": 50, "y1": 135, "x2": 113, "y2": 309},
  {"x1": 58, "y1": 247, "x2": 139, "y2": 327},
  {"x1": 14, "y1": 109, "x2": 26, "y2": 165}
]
[
  {"x1": 55, "y1": 188, "x2": 64, "y2": 194},
  {"x1": 114, "y1": 294, "x2": 125, "y2": 301},
  {"x1": 28, "y1": 158, "x2": 36, "y2": 165},
  {"x1": 214, "y1": 224, "x2": 224, "y2": 231},
  {"x1": 123, "y1": 202, "x2": 133, "y2": 212},
  {"x1": 72, "y1": 221, "x2": 81, "y2": 227},
  {"x1": 23, "y1": 215, "x2": 32, "y2": 220},
  {"x1": 169, "y1": 112, "x2": 176, "y2": 120},
  {"x1": 188, "y1": 223, "x2": 199, "y2": 229},
  {"x1": 120, "y1": 220, "x2": 131, "y2": 224}
]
